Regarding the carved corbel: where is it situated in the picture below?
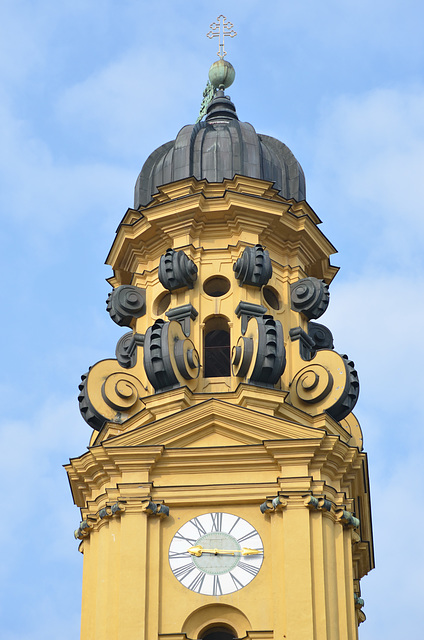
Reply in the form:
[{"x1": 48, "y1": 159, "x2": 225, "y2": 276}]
[
  {"x1": 336, "y1": 509, "x2": 360, "y2": 528},
  {"x1": 354, "y1": 595, "x2": 366, "y2": 625},
  {"x1": 166, "y1": 304, "x2": 198, "y2": 337},
  {"x1": 115, "y1": 332, "x2": 145, "y2": 368},
  {"x1": 142, "y1": 501, "x2": 170, "y2": 518},
  {"x1": 260, "y1": 495, "x2": 288, "y2": 514},
  {"x1": 304, "y1": 495, "x2": 332, "y2": 511}
]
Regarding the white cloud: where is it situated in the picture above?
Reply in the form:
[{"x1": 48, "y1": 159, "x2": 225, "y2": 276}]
[{"x1": 309, "y1": 86, "x2": 424, "y2": 271}]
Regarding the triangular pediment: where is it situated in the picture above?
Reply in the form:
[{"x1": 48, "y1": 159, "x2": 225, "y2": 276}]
[{"x1": 101, "y1": 399, "x2": 324, "y2": 450}]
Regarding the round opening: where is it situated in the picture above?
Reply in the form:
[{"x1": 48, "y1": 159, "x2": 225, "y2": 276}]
[
  {"x1": 263, "y1": 286, "x2": 280, "y2": 310},
  {"x1": 154, "y1": 291, "x2": 171, "y2": 315},
  {"x1": 203, "y1": 276, "x2": 231, "y2": 297}
]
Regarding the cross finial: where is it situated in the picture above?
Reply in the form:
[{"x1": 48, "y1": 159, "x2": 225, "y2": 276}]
[{"x1": 207, "y1": 15, "x2": 237, "y2": 59}]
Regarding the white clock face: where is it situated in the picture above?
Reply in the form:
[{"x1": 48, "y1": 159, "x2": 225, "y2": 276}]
[{"x1": 169, "y1": 512, "x2": 263, "y2": 595}]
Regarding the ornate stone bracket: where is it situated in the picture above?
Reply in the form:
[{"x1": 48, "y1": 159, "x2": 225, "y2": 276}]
[
  {"x1": 289, "y1": 326, "x2": 316, "y2": 361},
  {"x1": 260, "y1": 495, "x2": 288, "y2": 513},
  {"x1": 235, "y1": 301, "x2": 267, "y2": 335},
  {"x1": 166, "y1": 304, "x2": 198, "y2": 337},
  {"x1": 304, "y1": 495, "x2": 332, "y2": 511},
  {"x1": 336, "y1": 509, "x2": 360, "y2": 528},
  {"x1": 354, "y1": 595, "x2": 366, "y2": 625},
  {"x1": 115, "y1": 332, "x2": 145, "y2": 368},
  {"x1": 74, "y1": 502, "x2": 126, "y2": 540},
  {"x1": 142, "y1": 500, "x2": 170, "y2": 518}
]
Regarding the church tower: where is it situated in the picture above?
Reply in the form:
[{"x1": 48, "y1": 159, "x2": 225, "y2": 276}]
[{"x1": 66, "y1": 41, "x2": 374, "y2": 640}]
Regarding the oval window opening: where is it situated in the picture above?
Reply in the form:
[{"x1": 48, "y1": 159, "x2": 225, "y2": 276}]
[
  {"x1": 203, "y1": 276, "x2": 231, "y2": 297},
  {"x1": 263, "y1": 286, "x2": 280, "y2": 310},
  {"x1": 154, "y1": 292, "x2": 171, "y2": 315}
]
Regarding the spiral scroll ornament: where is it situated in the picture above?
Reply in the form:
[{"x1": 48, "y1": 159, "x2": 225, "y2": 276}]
[
  {"x1": 232, "y1": 315, "x2": 286, "y2": 386},
  {"x1": 158, "y1": 248, "x2": 198, "y2": 291},
  {"x1": 101, "y1": 373, "x2": 145, "y2": 411},
  {"x1": 143, "y1": 319, "x2": 200, "y2": 392},
  {"x1": 308, "y1": 322, "x2": 334, "y2": 351},
  {"x1": 294, "y1": 365, "x2": 333, "y2": 403},
  {"x1": 233, "y1": 244, "x2": 272, "y2": 287},
  {"x1": 290, "y1": 277, "x2": 329, "y2": 320},
  {"x1": 106, "y1": 285, "x2": 146, "y2": 327},
  {"x1": 288, "y1": 350, "x2": 359, "y2": 422},
  {"x1": 78, "y1": 362, "x2": 147, "y2": 431}
]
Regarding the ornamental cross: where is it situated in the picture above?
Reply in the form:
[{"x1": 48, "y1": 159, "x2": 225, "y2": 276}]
[{"x1": 207, "y1": 15, "x2": 237, "y2": 59}]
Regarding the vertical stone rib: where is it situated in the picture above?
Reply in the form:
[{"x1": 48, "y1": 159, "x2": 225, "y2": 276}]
[
  {"x1": 323, "y1": 516, "x2": 339, "y2": 640},
  {"x1": 310, "y1": 510, "x2": 328, "y2": 640}
]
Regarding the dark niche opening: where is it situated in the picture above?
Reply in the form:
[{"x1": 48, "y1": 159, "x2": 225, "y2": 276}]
[
  {"x1": 204, "y1": 318, "x2": 231, "y2": 378},
  {"x1": 201, "y1": 630, "x2": 235, "y2": 640}
]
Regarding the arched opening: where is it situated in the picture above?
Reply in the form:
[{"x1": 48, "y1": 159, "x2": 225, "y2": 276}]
[
  {"x1": 203, "y1": 317, "x2": 230, "y2": 378},
  {"x1": 199, "y1": 625, "x2": 237, "y2": 640}
]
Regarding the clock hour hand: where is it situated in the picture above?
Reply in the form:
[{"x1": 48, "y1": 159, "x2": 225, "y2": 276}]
[{"x1": 187, "y1": 545, "x2": 262, "y2": 557}]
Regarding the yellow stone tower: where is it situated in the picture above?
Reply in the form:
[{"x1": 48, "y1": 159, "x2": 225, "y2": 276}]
[{"x1": 66, "y1": 50, "x2": 374, "y2": 640}]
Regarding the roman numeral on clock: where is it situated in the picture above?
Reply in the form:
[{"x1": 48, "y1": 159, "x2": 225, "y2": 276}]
[
  {"x1": 173, "y1": 531, "x2": 197, "y2": 545},
  {"x1": 191, "y1": 517, "x2": 207, "y2": 537},
  {"x1": 173, "y1": 562, "x2": 195, "y2": 580},
  {"x1": 189, "y1": 571, "x2": 205, "y2": 593},
  {"x1": 213, "y1": 575, "x2": 222, "y2": 596},
  {"x1": 238, "y1": 561, "x2": 260, "y2": 577},
  {"x1": 236, "y1": 529, "x2": 258, "y2": 544},
  {"x1": 210, "y1": 512, "x2": 223, "y2": 532}
]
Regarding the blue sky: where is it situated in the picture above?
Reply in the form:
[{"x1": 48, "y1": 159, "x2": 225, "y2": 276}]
[{"x1": 1, "y1": 1, "x2": 423, "y2": 638}]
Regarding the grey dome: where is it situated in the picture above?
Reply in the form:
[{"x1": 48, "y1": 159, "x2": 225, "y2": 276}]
[{"x1": 134, "y1": 90, "x2": 306, "y2": 208}]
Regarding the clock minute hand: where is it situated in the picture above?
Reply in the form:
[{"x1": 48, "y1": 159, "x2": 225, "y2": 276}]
[{"x1": 187, "y1": 545, "x2": 262, "y2": 557}]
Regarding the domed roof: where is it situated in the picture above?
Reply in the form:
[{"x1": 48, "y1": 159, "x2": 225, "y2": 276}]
[{"x1": 134, "y1": 89, "x2": 306, "y2": 208}]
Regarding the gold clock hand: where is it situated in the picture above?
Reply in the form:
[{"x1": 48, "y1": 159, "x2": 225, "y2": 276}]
[{"x1": 187, "y1": 545, "x2": 262, "y2": 557}]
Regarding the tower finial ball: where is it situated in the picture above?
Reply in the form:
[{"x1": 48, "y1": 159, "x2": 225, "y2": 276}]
[{"x1": 208, "y1": 59, "x2": 235, "y2": 90}]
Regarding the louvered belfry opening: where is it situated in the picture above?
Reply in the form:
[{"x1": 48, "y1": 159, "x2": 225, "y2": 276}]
[{"x1": 203, "y1": 317, "x2": 231, "y2": 378}]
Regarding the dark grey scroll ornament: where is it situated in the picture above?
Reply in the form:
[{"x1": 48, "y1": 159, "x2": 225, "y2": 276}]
[
  {"x1": 308, "y1": 322, "x2": 334, "y2": 351},
  {"x1": 233, "y1": 244, "x2": 272, "y2": 287},
  {"x1": 115, "y1": 332, "x2": 145, "y2": 368},
  {"x1": 143, "y1": 319, "x2": 200, "y2": 392},
  {"x1": 232, "y1": 315, "x2": 286, "y2": 386},
  {"x1": 78, "y1": 372, "x2": 106, "y2": 432},
  {"x1": 290, "y1": 277, "x2": 329, "y2": 319},
  {"x1": 158, "y1": 248, "x2": 198, "y2": 291},
  {"x1": 106, "y1": 285, "x2": 146, "y2": 327},
  {"x1": 289, "y1": 322, "x2": 334, "y2": 361},
  {"x1": 326, "y1": 355, "x2": 360, "y2": 422}
]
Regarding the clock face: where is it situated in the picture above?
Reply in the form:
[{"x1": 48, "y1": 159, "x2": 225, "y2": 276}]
[{"x1": 169, "y1": 512, "x2": 263, "y2": 595}]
